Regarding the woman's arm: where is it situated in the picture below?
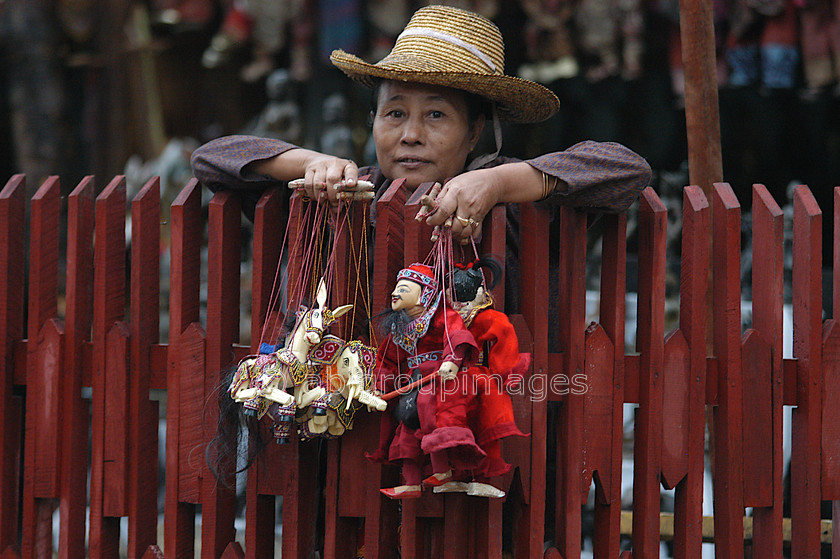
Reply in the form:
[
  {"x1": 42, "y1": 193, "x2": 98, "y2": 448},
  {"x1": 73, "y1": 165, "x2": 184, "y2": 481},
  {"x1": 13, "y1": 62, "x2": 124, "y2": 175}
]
[
  {"x1": 190, "y1": 135, "x2": 361, "y2": 208},
  {"x1": 422, "y1": 140, "x2": 651, "y2": 238}
]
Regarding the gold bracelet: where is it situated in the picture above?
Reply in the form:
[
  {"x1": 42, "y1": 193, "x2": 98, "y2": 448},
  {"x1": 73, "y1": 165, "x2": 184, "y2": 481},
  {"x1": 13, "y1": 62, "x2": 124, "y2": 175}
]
[{"x1": 540, "y1": 172, "x2": 557, "y2": 200}]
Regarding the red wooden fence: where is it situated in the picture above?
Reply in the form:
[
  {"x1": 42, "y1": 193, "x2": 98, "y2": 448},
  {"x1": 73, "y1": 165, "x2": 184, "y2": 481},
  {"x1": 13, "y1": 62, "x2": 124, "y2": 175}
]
[{"x1": 0, "y1": 173, "x2": 838, "y2": 558}]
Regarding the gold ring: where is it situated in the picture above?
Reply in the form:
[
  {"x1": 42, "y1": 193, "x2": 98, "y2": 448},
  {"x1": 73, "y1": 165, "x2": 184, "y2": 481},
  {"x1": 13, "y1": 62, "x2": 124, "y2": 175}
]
[
  {"x1": 456, "y1": 216, "x2": 471, "y2": 227},
  {"x1": 468, "y1": 218, "x2": 480, "y2": 227}
]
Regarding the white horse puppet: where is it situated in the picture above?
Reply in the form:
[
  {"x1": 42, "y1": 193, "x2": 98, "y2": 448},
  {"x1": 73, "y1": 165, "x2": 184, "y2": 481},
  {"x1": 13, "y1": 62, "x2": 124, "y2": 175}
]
[
  {"x1": 302, "y1": 336, "x2": 387, "y2": 438},
  {"x1": 229, "y1": 278, "x2": 353, "y2": 424}
]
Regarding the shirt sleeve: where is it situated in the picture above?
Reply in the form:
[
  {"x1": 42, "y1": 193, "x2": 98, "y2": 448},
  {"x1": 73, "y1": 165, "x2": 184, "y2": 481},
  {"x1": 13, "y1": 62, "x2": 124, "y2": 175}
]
[
  {"x1": 525, "y1": 140, "x2": 652, "y2": 213},
  {"x1": 190, "y1": 135, "x2": 299, "y2": 193}
]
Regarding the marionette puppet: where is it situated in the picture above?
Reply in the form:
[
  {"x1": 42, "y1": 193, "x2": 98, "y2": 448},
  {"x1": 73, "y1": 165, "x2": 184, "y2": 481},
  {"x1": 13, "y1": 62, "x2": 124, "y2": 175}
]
[
  {"x1": 423, "y1": 256, "x2": 530, "y2": 498},
  {"x1": 224, "y1": 178, "x2": 379, "y2": 444},
  {"x1": 370, "y1": 261, "x2": 487, "y2": 499},
  {"x1": 301, "y1": 335, "x2": 387, "y2": 439}
]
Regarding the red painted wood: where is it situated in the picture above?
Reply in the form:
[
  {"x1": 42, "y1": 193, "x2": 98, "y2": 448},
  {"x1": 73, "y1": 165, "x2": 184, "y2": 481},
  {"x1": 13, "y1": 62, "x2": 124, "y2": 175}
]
[
  {"x1": 89, "y1": 176, "x2": 127, "y2": 559},
  {"x1": 835, "y1": 187, "x2": 840, "y2": 322},
  {"x1": 60, "y1": 176, "x2": 95, "y2": 559},
  {"x1": 404, "y1": 181, "x2": 436, "y2": 266},
  {"x1": 344, "y1": 174, "x2": 407, "y2": 559},
  {"x1": 661, "y1": 330, "x2": 689, "y2": 490},
  {"x1": 443, "y1": 494, "x2": 470, "y2": 559},
  {"x1": 251, "y1": 187, "x2": 284, "y2": 349},
  {"x1": 741, "y1": 329, "x2": 772, "y2": 506},
  {"x1": 821, "y1": 321, "x2": 840, "y2": 498},
  {"x1": 203, "y1": 190, "x2": 241, "y2": 558},
  {"x1": 592, "y1": 212, "x2": 626, "y2": 559},
  {"x1": 103, "y1": 321, "x2": 130, "y2": 517},
  {"x1": 555, "y1": 206, "x2": 587, "y2": 559},
  {"x1": 166, "y1": 179, "x2": 203, "y2": 559},
  {"x1": 672, "y1": 184, "x2": 709, "y2": 559},
  {"x1": 31, "y1": 319, "x2": 64, "y2": 499},
  {"x1": 790, "y1": 185, "x2": 823, "y2": 558},
  {"x1": 178, "y1": 324, "x2": 205, "y2": 505},
  {"x1": 583, "y1": 324, "x2": 621, "y2": 559},
  {"x1": 749, "y1": 183, "x2": 785, "y2": 556},
  {"x1": 516, "y1": 201, "x2": 548, "y2": 559},
  {"x1": 631, "y1": 188, "x2": 667, "y2": 558},
  {"x1": 505, "y1": 316, "x2": 534, "y2": 505},
  {"x1": 324, "y1": 439, "x2": 357, "y2": 559},
  {"x1": 711, "y1": 183, "x2": 745, "y2": 556},
  {"x1": 21, "y1": 177, "x2": 62, "y2": 559},
  {"x1": 0, "y1": 175, "x2": 25, "y2": 554},
  {"x1": 127, "y1": 178, "x2": 161, "y2": 558},
  {"x1": 478, "y1": 205, "x2": 507, "y2": 310},
  {"x1": 220, "y1": 542, "x2": 246, "y2": 558},
  {"x1": 372, "y1": 178, "x2": 407, "y2": 326},
  {"x1": 246, "y1": 187, "x2": 285, "y2": 559}
]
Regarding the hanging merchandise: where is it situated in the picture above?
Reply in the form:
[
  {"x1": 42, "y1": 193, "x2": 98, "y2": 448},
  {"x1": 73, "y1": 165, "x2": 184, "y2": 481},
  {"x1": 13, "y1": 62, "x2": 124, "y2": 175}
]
[
  {"x1": 368, "y1": 222, "x2": 529, "y2": 499},
  {"x1": 226, "y1": 177, "x2": 383, "y2": 443}
]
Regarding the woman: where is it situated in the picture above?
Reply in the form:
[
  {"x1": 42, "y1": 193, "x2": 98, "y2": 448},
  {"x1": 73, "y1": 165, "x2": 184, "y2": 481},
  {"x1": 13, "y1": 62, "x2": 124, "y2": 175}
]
[{"x1": 190, "y1": 4, "x2": 651, "y2": 241}]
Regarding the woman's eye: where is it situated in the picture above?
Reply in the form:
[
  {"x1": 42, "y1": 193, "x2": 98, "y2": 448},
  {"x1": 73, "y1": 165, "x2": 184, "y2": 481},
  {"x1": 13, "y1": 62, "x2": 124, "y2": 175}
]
[
  {"x1": 429, "y1": 110, "x2": 444, "y2": 119},
  {"x1": 386, "y1": 109, "x2": 404, "y2": 118}
]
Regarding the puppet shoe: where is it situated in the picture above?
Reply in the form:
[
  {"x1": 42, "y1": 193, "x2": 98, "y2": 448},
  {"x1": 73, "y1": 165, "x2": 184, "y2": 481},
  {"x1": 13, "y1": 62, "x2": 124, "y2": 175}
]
[
  {"x1": 432, "y1": 481, "x2": 469, "y2": 494},
  {"x1": 466, "y1": 482, "x2": 505, "y2": 498},
  {"x1": 380, "y1": 485, "x2": 422, "y2": 500},
  {"x1": 422, "y1": 470, "x2": 453, "y2": 487}
]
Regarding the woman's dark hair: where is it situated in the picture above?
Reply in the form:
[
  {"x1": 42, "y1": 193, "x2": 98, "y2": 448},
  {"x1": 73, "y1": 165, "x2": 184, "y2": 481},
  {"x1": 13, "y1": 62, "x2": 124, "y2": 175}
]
[
  {"x1": 451, "y1": 256, "x2": 502, "y2": 303},
  {"x1": 368, "y1": 78, "x2": 491, "y2": 127}
]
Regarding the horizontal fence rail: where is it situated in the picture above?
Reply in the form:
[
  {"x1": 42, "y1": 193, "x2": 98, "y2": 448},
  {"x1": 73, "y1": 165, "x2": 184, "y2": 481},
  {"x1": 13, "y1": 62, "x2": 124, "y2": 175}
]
[{"x1": 0, "y1": 173, "x2": 838, "y2": 558}]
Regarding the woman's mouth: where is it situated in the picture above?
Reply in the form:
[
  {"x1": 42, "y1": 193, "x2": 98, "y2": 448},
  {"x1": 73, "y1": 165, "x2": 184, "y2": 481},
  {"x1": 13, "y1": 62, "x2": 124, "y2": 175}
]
[{"x1": 396, "y1": 158, "x2": 429, "y2": 170}]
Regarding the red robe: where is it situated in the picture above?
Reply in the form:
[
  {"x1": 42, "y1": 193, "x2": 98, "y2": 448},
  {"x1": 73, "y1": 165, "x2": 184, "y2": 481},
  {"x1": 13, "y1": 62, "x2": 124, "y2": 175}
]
[
  {"x1": 368, "y1": 304, "x2": 481, "y2": 484},
  {"x1": 423, "y1": 306, "x2": 530, "y2": 480}
]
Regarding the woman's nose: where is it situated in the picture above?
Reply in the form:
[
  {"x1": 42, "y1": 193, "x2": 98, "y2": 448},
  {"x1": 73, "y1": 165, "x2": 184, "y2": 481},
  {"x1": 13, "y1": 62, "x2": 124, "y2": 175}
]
[{"x1": 400, "y1": 116, "x2": 423, "y2": 144}]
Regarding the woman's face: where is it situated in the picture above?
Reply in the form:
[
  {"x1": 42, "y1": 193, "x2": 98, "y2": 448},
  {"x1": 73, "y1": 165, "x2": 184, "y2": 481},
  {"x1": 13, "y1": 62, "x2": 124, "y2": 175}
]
[{"x1": 372, "y1": 81, "x2": 484, "y2": 191}]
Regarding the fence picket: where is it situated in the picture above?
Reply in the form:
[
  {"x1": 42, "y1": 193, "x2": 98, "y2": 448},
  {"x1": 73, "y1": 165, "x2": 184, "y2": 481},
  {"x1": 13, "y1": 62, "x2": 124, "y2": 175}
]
[
  {"x1": 671, "y1": 185, "x2": 709, "y2": 559},
  {"x1": 515, "y1": 201, "x2": 549, "y2": 559},
  {"x1": 90, "y1": 176, "x2": 128, "y2": 559},
  {"x1": 791, "y1": 185, "x2": 824, "y2": 558},
  {"x1": 591, "y1": 212, "x2": 627, "y2": 558},
  {"x1": 631, "y1": 187, "x2": 667, "y2": 557},
  {"x1": 750, "y1": 183, "x2": 785, "y2": 555},
  {"x1": 167, "y1": 179, "x2": 204, "y2": 559},
  {"x1": 60, "y1": 176, "x2": 95, "y2": 559},
  {"x1": 711, "y1": 182, "x2": 746, "y2": 556},
  {"x1": 203, "y1": 191, "x2": 241, "y2": 558},
  {"x1": 21, "y1": 176, "x2": 62, "y2": 559},
  {"x1": 0, "y1": 175, "x2": 25, "y2": 555}
]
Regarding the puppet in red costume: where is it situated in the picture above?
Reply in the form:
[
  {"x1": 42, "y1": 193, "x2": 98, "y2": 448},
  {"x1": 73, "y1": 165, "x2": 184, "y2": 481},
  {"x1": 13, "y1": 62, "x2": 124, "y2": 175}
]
[
  {"x1": 369, "y1": 263, "x2": 481, "y2": 499},
  {"x1": 422, "y1": 257, "x2": 529, "y2": 498}
]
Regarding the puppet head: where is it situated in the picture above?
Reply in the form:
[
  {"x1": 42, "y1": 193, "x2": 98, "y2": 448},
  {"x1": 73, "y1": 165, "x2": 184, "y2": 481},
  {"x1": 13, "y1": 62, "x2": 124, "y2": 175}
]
[{"x1": 392, "y1": 263, "x2": 438, "y2": 314}]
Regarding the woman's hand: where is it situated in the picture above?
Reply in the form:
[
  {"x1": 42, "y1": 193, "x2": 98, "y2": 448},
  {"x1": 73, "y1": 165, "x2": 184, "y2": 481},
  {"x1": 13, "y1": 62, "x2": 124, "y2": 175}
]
[
  {"x1": 420, "y1": 168, "x2": 503, "y2": 242},
  {"x1": 417, "y1": 163, "x2": 553, "y2": 241},
  {"x1": 249, "y1": 148, "x2": 369, "y2": 205},
  {"x1": 298, "y1": 153, "x2": 360, "y2": 204}
]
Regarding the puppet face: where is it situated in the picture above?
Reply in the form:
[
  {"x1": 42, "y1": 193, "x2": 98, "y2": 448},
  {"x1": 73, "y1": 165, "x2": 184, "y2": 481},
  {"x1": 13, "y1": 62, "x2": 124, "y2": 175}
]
[{"x1": 391, "y1": 279, "x2": 424, "y2": 316}]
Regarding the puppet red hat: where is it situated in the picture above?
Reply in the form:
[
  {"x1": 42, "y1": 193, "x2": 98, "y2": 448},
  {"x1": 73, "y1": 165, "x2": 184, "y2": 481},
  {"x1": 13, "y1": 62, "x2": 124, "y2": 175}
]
[{"x1": 397, "y1": 263, "x2": 438, "y2": 307}]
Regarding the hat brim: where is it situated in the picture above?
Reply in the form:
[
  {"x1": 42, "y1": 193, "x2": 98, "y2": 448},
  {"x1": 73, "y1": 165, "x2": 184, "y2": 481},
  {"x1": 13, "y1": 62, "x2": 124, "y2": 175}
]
[{"x1": 331, "y1": 50, "x2": 560, "y2": 124}]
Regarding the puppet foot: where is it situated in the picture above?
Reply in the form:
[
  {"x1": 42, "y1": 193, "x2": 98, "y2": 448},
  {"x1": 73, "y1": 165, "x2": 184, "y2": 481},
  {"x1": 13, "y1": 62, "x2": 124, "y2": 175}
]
[
  {"x1": 422, "y1": 470, "x2": 453, "y2": 487},
  {"x1": 380, "y1": 485, "x2": 422, "y2": 500},
  {"x1": 432, "y1": 481, "x2": 469, "y2": 494},
  {"x1": 466, "y1": 482, "x2": 505, "y2": 498}
]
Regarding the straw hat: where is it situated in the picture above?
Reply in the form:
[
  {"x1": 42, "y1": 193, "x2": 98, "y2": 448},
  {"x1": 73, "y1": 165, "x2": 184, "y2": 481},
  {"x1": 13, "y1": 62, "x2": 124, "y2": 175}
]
[{"x1": 330, "y1": 5, "x2": 560, "y2": 123}]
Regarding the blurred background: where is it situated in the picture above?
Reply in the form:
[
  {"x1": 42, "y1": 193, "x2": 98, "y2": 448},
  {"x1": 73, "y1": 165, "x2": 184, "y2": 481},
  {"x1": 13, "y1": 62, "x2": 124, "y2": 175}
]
[{"x1": 2, "y1": 0, "x2": 840, "y2": 264}]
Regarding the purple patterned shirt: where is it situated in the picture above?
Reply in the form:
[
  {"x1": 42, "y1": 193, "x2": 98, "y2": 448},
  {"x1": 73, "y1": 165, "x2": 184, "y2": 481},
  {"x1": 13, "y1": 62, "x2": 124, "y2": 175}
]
[{"x1": 190, "y1": 135, "x2": 651, "y2": 220}]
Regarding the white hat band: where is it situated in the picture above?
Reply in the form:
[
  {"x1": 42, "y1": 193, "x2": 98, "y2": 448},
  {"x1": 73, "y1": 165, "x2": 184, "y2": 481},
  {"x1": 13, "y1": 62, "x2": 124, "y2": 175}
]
[{"x1": 396, "y1": 27, "x2": 497, "y2": 73}]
